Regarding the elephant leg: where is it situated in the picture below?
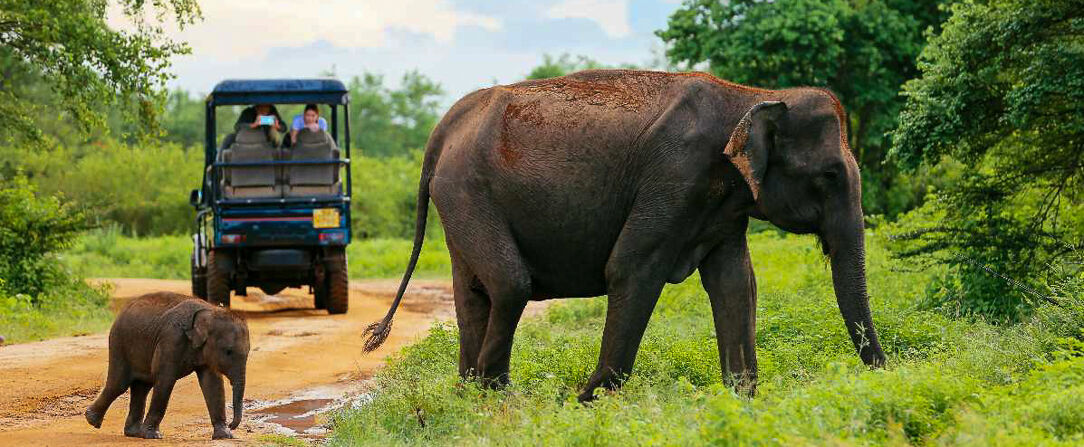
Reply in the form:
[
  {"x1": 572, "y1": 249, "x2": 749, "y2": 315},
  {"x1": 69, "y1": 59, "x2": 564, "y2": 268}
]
[
  {"x1": 467, "y1": 241, "x2": 530, "y2": 387},
  {"x1": 140, "y1": 376, "x2": 177, "y2": 439},
  {"x1": 699, "y1": 232, "x2": 758, "y2": 396},
  {"x1": 123, "y1": 381, "x2": 151, "y2": 437},
  {"x1": 451, "y1": 251, "x2": 490, "y2": 379},
  {"x1": 196, "y1": 368, "x2": 232, "y2": 439},
  {"x1": 442, "y1": 207, "x2": 531, "y2": 387},
  {"x1": 476, "y1": 294, "x2": 528, "y2": 387},
  {"x1": 580, "y1": 276, "x2": 665, "y2": 402},
  {"x1": 85, "y1": 357, "x2": 130, "y2": 429}
]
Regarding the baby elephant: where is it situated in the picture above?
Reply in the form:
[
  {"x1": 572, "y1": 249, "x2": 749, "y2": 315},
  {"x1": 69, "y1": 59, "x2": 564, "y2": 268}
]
[{"x1": 85, "y1": 292, "x2": 250, "y2": 439}]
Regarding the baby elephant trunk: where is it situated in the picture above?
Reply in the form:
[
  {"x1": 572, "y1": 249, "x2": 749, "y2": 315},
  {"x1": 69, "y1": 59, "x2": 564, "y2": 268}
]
[{"x1": 229, "y1": 370, "x2": 245, "y2": 429}]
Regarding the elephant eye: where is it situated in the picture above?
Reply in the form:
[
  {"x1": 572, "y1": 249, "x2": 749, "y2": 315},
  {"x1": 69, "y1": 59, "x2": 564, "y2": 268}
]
[
  {"x1": 224, "y1": 348, "x2": 233, "y2": 356},
  {"x1": 822, "y1": 165, "x2": 843, "y2": 183}
]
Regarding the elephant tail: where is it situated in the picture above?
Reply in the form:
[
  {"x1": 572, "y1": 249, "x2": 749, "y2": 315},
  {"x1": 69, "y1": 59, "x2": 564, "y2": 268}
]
[{"x1": 362, "y1": 135, "x2": 442, "y2": 352}]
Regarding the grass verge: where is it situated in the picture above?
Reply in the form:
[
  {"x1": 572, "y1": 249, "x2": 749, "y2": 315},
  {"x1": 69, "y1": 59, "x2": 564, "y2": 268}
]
[
  {"x1": 324, "y1": 231, "x2": 1084, "y2": 446},
  {"x1": 61, "y1": 227, "x2": 452, "y2": 280}
]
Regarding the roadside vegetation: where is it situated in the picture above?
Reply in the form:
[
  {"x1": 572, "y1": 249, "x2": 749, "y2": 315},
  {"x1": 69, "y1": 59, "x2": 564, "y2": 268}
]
[{"x1": 328, "y1": 232, "x2": 1084, "y2": 446}]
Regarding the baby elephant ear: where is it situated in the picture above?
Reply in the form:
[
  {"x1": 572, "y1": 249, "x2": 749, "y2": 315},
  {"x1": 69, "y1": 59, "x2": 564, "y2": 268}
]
[
  {"x1": 723, "y1": 101, "x2": 787, "y2": 201},
  {"x1": 185, "y1": 309, "x2": 212, "y2": 349}
]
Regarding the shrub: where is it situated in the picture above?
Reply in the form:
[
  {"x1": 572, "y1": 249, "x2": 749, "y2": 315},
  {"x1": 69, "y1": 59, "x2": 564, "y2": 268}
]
[{"x1": 0, "y1": 176, "x2": 88, "y2": 298}]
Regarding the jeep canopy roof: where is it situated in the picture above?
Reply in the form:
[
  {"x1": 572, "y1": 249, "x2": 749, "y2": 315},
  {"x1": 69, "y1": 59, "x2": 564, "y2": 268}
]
[{"x1": 208, "y1": 78, "x2": 349, "y2": 106}]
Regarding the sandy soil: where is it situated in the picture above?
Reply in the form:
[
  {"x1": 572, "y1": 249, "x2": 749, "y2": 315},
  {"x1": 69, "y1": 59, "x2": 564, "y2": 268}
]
[{"x1": 0, "y1": 278, "x2": 463, "y2": 446}]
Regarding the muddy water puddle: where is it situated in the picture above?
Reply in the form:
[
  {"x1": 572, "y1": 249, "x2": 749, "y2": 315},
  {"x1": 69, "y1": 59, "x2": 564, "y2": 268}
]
[{"x1": 248, "y1": 381, "x2": 371, "y2": 437}]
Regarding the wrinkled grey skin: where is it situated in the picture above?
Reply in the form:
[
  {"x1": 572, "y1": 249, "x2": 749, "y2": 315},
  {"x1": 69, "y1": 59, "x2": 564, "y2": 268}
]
[
  {"x1": 85, "y1": 292, "x2": 249, "y2": 439},
  {"x1": 365, "y1": 69, "x2": 885, "y2": 402}
]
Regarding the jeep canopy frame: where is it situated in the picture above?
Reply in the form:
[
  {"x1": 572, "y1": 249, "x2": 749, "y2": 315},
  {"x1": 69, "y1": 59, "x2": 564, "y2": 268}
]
[{"x1": 196, "y1": 78, "x2": 352, "y2": 208}]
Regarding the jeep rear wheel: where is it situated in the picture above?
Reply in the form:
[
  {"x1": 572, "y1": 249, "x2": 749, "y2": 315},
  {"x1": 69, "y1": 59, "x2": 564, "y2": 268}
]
[
  {"x1": 191, "y1": 253, "x2": 207, "y2": 299},
  {"x1": 325, "y1": 249, "x2": 349, "y2": 314},
  {"x1": 206, "y1": 249, "x2": 233, "y2": 307}
]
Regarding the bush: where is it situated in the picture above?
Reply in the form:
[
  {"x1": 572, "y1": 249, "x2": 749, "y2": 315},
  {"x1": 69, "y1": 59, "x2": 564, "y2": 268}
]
[
  {"x1": 0, "y1": 176, "x2": 112, "y2": 343},
  {"x1": 0, "y1": 176, "x2": 88, "y2": 298}
]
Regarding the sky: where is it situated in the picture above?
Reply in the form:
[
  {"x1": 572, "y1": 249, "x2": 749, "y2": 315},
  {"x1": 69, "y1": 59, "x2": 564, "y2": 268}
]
[{"x1": 122, "y1": 0, "x2": 686, "y2": 103}]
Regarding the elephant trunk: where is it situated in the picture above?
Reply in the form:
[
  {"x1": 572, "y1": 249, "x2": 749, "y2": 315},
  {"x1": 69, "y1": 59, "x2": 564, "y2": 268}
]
[
  {"x1": 824, "y1": 219, "x2": 886, "y2": 367},
  {"x1": 228, "y1": 369, "x2": 245, "y2": 429}
]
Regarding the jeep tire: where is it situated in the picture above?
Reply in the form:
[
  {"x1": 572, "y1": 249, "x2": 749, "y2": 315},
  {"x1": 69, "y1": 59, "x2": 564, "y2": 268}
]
[
  {"x1": 206, "y1": 249, "x2": 233, "y2": 307},
  {"x1": 191, "y1": 253, "x2": 207, "y2": 299},
  {"x1": 324, "y1": 248, "x2": 349, "y2": 314}
]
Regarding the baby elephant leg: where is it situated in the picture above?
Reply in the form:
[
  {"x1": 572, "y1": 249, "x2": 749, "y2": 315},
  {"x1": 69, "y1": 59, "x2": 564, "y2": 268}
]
[
  {"x1": 123, "y1": 381, "x2": 151, "y2": 437},
  {"x1": 85, "y1": 359, "x2": 130, "y2": 429},
  {"x1": 139, "y1": 377, "x2": 177, "y2": 439},
  {"x1": 197, "y1": 368, "x2": 233, "y2": 439}
]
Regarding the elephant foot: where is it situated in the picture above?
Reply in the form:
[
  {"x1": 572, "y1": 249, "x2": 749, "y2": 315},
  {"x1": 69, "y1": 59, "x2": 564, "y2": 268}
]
[
  {"x1": 477, "y1": 373, "x2": 510, "y2": 390},
  {"x1": 124, "y1": 424, "x2": 143, "y2": 438},
  {"x1": 142, "y1": 427, "x2": 163, "y2": 439},
  {"x1": 212, "y1": 425, "x2": 234, "y2": 440},
  {"x1": 84, "y1": 408, "x2": 104, "y2": 428}
]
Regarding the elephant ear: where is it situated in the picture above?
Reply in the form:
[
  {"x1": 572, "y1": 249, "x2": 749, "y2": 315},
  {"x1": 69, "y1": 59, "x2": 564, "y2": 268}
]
[
  {"x1": 185, "y1": 308, "x2": 213, "y2": 349},
  {"x1": 723, "y1": 101, "x2": 787, "y2": 201}
]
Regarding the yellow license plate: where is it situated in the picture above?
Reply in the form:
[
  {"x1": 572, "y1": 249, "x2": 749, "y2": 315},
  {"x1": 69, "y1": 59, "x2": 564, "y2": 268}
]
[{"x1": 313, "y1": 208, "x2": 340, "y2": 229}]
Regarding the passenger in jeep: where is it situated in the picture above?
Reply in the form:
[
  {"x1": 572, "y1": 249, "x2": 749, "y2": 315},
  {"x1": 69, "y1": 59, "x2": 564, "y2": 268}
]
[
  {"x1": 290, "y1": 104, "x2": 328, "y2": 144},
  {"x1": 233, "y1": 104, "x2": 285, "y2": 146}
]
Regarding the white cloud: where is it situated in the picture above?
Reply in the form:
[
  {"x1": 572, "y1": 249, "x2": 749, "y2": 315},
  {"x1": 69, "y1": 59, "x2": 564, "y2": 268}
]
[
  {"x1": 109, "y1": 0, "x2": 501, "y2": 61},
  {"x1": 545, "y1": 0, "x2": 630, "y2": 38}
]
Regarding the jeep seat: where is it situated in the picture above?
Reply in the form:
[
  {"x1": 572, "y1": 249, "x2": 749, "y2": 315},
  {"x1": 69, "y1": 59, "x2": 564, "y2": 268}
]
[
  {"x1": 285, "y1": 129, "x2": 341, "y2": 197},
  {"x1": 220, "y1": 128, "x2": 280, "y2": 198}
]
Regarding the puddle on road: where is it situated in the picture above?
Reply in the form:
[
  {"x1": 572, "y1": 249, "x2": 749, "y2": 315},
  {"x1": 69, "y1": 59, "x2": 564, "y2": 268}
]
[
  {"x1": 254, "y1": 399, "x2": 332, "y2": 432},
  {"x1": 248, "y1": 381, "x2": 371, "y2": 437}
]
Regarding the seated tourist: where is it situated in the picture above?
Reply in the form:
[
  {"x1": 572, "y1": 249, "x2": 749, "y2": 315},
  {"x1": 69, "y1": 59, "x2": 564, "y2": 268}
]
[
  {"x1": 290, "y1": 104, "x2": 328, "y2": 144},
  {"x1": 231, "y1": 104, "x2": 285, "y2": 147}
]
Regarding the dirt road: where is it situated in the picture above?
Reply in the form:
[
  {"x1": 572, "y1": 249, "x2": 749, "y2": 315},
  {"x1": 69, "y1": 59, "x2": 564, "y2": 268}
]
[{"x1": 0, "y1": 278, "x2": 458, "y2": 446}]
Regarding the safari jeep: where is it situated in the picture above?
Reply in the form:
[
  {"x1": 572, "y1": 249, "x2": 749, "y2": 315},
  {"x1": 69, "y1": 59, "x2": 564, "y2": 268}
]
[{"x1": 189, "y1": 79, "x2": 353, "y2": 313}]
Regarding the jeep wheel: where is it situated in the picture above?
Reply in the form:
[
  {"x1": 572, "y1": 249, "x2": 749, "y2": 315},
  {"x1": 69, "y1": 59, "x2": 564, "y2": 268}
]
[
  {"x1": 325, "y1": 249, "x2": 349, "y2": 314},
  {"x1": 191, "y1": 253, "x2": 207, "y2": 299},
  {"x1": 206, "y1": 249, "x2": 233, "y2": 307}
]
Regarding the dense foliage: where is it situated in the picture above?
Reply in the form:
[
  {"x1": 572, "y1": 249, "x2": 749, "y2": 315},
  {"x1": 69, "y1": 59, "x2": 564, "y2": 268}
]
[
  {"x1": 348, "y1": 71, "x2": 445, "y2": 157},
  {"x1": 887, "y1": 0, "x2": 1084, "y2": 320},
  {"x1": 0, "y1": 176, "x2": 88, "y2": 297},
  {"x1": 0, "y1": 0, "x2": 200, "y2": 144},
  {"x1": 0, "y1": 177, "x2": 110, "y2": 343},
  {"x1": 657, "y1": 0, "x2": 948, "y2": 216},
  {"x1": 327, "y1": 232, "x2": 1084, "y2": 446}
]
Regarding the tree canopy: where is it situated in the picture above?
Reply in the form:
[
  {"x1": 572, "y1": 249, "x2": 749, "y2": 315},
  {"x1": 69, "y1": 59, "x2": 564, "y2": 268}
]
[
  {"x1": 887, "y1": 0, "x2": 1084, "y2": 319},
  {"x1": 0, "y1": 0, "x2": 201, "y2": 143}
]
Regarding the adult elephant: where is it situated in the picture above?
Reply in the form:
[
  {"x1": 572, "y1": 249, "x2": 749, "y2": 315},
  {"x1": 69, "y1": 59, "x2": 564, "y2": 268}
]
[{"x1": 364, "y1": 70, "x2": 886, "y2": 401}]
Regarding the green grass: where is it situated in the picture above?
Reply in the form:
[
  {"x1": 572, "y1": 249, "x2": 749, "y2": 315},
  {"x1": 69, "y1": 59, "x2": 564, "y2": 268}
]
[
  {"x1": 62, "y1": 227, "x2": 452, "y2": 280},
  {"x1": 0, "y1": 278, "x2": 114, "y2": 344},
  {"x1": 322, "y1": 231, "x2": 1084, "y2": 446}
]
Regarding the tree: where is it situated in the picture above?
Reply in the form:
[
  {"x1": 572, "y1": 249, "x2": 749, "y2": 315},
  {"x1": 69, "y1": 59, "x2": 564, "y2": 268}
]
[
  {"x1": 0, "y1": 0, "x2": 201, "y2": 144},
  {"x1": 888, "y1": 0, "x2": 1084, "y2": 320},
  {"x1": 656, "y1": 0, "x2": 948, "y2": 216},
  {"x1": 348, "y1": 71, "x2": 445, "y2": 157}
]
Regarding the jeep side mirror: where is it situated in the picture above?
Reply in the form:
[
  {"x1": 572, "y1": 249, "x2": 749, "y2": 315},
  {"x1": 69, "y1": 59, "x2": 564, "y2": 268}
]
[{"x1": 189, "y1": 189, "x2": 202, "y2": 207}]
